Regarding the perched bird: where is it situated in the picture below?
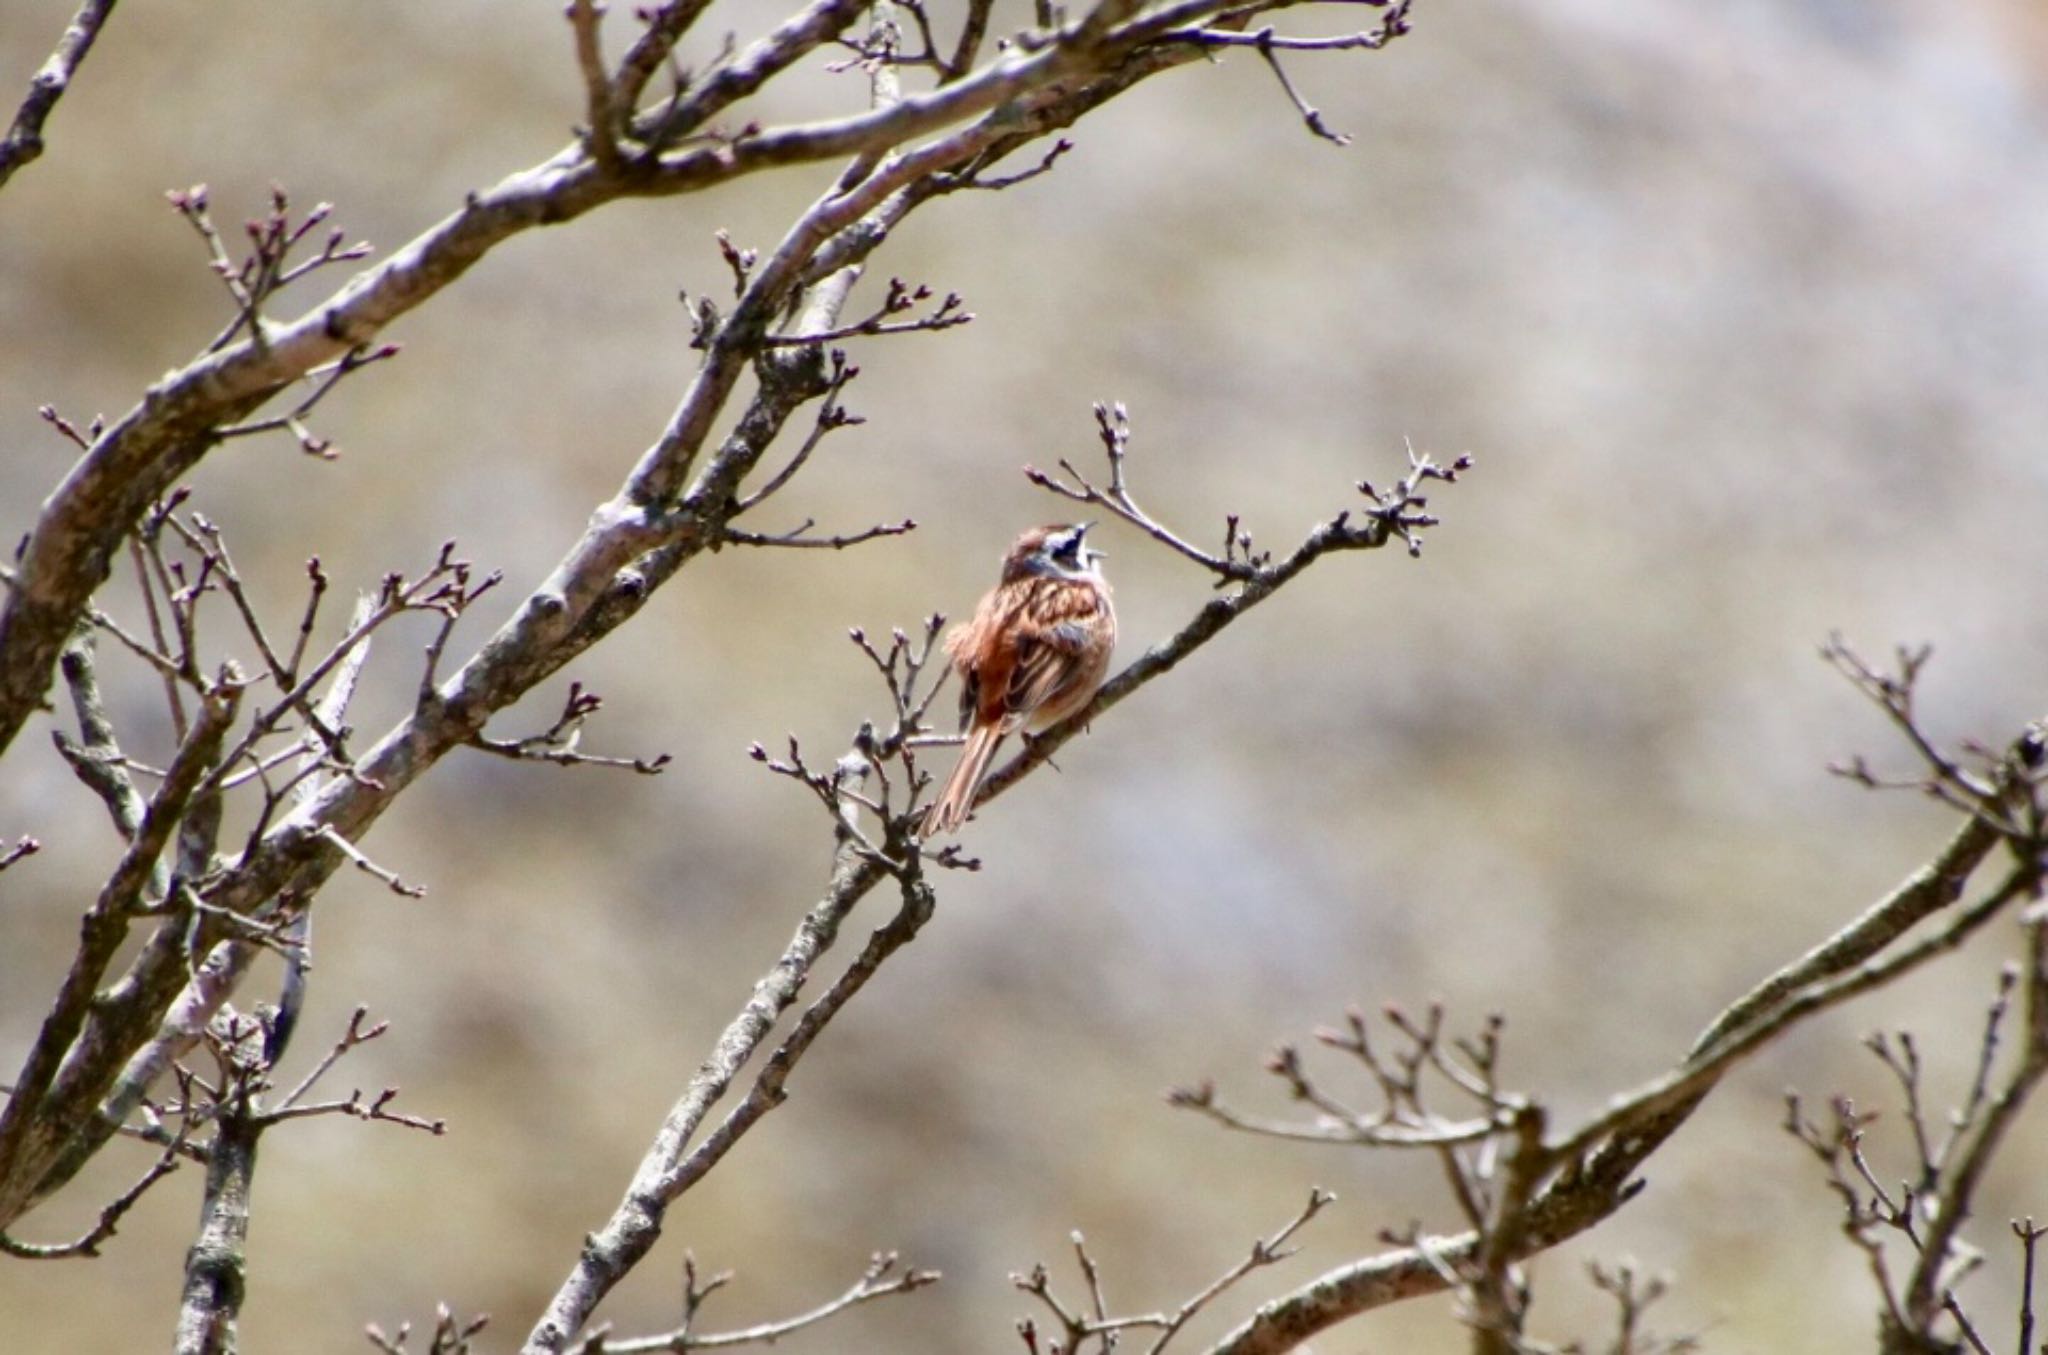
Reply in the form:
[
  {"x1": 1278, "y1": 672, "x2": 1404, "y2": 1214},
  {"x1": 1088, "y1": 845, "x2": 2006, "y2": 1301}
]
[{"x1": 920, "y1": 523, "x2": 1117, "y2": 836}]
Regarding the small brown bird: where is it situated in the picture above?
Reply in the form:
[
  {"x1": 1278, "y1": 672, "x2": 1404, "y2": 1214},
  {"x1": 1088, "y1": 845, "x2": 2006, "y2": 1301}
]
[{"x1": 921, "y1": 523, "x2": 1117, "y2": 836}]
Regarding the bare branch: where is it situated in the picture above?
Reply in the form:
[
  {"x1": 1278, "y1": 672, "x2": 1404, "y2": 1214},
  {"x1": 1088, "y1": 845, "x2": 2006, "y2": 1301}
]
[
  {"x1": 1254, "y1": 29, "x2": 1351, "y2": 145},
  {"x1": 1166, "y1": 1007, "x2": 1509, "y2": 1150},
  {"x1": 0, "y1": 677, "x2": 238, "y2": 1210},
  {"x1": 262, "y1": 1086, "x2": 446, "y2": 1137},
  {"x1": 272, "y1": 1006, "x2": 388, "y2": 1113},
  {"x1": 982, "y1": 436, "x2": 1474, "y2": 818},
  {"x1": 1464, "y1": 1102, "x2": 1545, "y2": 1351},
  {"x1": 469, "y1": 681, "x2": 672, "y2": 775},
  {"x1": 319, "y1": 825, "x2": 426, "y2": 898},
  {"x1": 1582, "y1": 1260, "x2": 1698, "y2": 1355},
  {"x1": 947, "y1": 0, "x2": 996, "y2": 80},
  {"x1": 1142, "y1": 1189, "x2": 1335, "y2": 1353},
  {"x1": 467, "y1": 739, "x2": 671, "y2": 774},
  {"x1": 759, "y1": 277, "x2": 970, "y2": 345},
  {"x1": 214, "y1": 343, "x2": 400, "y2": 454},
  {"x1": 657, "y1": 869, "x2": 937, "y2": 1208},
  {"x1": 611, "y1": 0, "x2": 718, "y2": 117},
  {"x1": 1199, "y1": 743, "x2": 2037, "y2": 1355},
  {"x1": 131, "y1": 520, "x2": 194, "y2": 735},
  {"x1": 37, "y1": 403, "x2": 102, "y2": 450},
  {"x1": 1785, "y1": 1094, "x2": 1913, "y2": 1337},
  {"x1": 568, "y1": 0, "x2": 622, "y2": 169},
  {"x1": 1015, "y1": 1189, "x2": 1335, "y2": 1354},
  {"x1": 1166, "y1": 1, "x2": 1414, "y2": 52},
  {"x1": 53, "y1": 628, "x2": 152, "y2": 841},
  {"x1": 595, "y1": 1252, "x2": 938, "y2": 1352},
  {"x1": 0, "y1": 0, "x2": 117, "y2": 192},
  {"x1": 2017, "y1": 1219, "x2": 2046, "y2": 1355},
  {"x1": 0, "y1": 0, "x2": 1434, "y2": 1292},
  {"x1": 0, "y1": 1128, "x2": 182, "y2": 1259},
  {"x1": 732, "y1": 349, "x2": 864, "y2": 512},
  {"x1": 934, "y1": 136, "x2": 1074, "y2": 192},
  {"x1": 0, "y1": 836, "x2": 38, "y2": 873},
  {"x1": 519, "y1": 841, "x2": 903, "y2": 1350},
  {"x1": 173, "y1": 1094, "x2": 257, "y2": 1355},
  {"x1": 0, "y1": 0, "x2": 1422, "y2": 763},
  {"x1": 366, "y1": 1305, "x2": 492, "y2": 1355},
  {"x1": 1025, "y1": 403, "x2": 1256, "y2": 580},
  {"x1": 0, "y1": 36, "x2": 1424, "y2": 1243},
  {"x1": 722, "y1": 518, "x2": 917, "y2": 549},
  {"x1": 635, "y1": 0, "x2": 867, "y2": 149},
  {"x1": 1901, "y1": 923, "x2": 2048, "y2": 1338}
]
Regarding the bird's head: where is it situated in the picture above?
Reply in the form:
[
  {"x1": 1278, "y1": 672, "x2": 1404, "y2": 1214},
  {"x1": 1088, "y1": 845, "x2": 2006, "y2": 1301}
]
[{"x1": 1003, "y1": 522, "x2": 1104, "y2": 582}]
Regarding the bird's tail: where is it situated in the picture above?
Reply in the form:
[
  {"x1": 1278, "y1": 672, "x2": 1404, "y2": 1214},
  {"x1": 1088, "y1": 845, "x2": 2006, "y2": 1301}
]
[{"x1": 921, "y1": 723, "x2": 1004, "y2": 836}]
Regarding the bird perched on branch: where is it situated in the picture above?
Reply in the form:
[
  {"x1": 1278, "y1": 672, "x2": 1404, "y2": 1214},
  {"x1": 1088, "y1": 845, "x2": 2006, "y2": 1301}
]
[{"x1": 921, "y1": 523, "x2": 1116, "y2": 836}]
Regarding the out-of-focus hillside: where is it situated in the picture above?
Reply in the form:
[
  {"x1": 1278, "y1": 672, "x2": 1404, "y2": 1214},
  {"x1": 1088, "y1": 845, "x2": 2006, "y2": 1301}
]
[{"x1": 3, "y1": 0, "x2": 2047, "y2": 1348}]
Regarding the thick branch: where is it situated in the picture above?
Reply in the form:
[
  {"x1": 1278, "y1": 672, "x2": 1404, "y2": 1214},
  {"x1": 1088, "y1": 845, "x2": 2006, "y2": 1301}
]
[
  {"x1": 0, "y1": 0, "x2": 1320, "y2": 759},
  {"x1": 525, "y1": 455, "x2": 1460, "y2": 1347},
  {"x1": 1202, "y1": 806, "x2": 2026, "y2": 1355},
  {"x1": 0, "y1": 681, "x2": 237, "y2": 1216},
  {"x1": 0, "y1": 0, "x2": 1421, "y2": 1241},
  {"x1": 172, "y1": 1101, "x2": 258, "y2": 1355}
]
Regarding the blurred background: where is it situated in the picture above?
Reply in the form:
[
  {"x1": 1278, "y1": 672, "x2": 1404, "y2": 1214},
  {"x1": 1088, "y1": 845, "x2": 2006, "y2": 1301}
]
[{"x1": 5, "y1": 0, "x2": 2048, "y2": 1348}]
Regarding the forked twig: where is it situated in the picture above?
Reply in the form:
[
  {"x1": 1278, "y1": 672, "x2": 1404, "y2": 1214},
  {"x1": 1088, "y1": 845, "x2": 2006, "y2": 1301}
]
[
  {"x1": 590, "y1": 1251, "x2": 938, "y2": 1352},
  {"x1": 1014, "y1": 1189, "x2": 1334, "y2": 1354}
]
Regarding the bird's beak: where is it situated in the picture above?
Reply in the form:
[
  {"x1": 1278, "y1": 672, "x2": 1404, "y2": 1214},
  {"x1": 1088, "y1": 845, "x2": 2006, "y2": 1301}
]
[{"x1": 1078, "y1": 522, "x2": 1103, "y2": 557}]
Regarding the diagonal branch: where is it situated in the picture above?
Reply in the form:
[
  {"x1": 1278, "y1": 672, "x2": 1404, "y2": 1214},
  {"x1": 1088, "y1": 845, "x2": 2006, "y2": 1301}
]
[
  {"x1": 528, "y1": 435, "x2": 1465, "y2": 1349},
  {"x1": 0, "y1": 0, "x2": 1400, "y2": 765},
  {"x1": 611, "y1": 0, "x2": 720, "y2": 117},
  {"x1": 520, "y1": 844, "x2": 892, "y2": 1353},
  {"x1": 1200, "y1": 787, "x2": 2035, "y2": 1355},
  {"x1": 978, "y1": 448, "x2": 1468, "y2": 817},
  {"x1": 0, "y1": 0, "x2": 117, "y2": 193},
  {"x1": 52, "y1": 627, "x2": 151, "y2": 841},
  {"x1": 635, "y1": 0, "x2": 869, "y2": 148},
  {"x1": 0, "y1": 0, "x2": 1427, "y2": 1245},
  {"x1": 0, "y1": 1125, "x2": 183, "y2": 1260},
  {"x1": 0, "y1": 679, "x2": 238, "y2": 1210},
  {"x1": 1253, "y1": 28, "x2": 1351, "y2": 145}
]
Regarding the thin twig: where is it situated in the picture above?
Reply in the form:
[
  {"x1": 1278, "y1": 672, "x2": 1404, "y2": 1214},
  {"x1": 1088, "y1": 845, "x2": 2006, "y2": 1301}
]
[
  {"x1": 0, "y1": 1127, "x2": 182, "y2": 1259},
  {"x1": 733, "y1": 349, "x2": 863, "y2": 512},
  {"x1": 318, "y1": 825, "x2": 425, "y2": 898},
  {"x1": 1142, "y1": 1189, "x2": 1334, "y2": 1353},
  {"x1": 2017, "y1": 1219, "x2": 2046, "y2": 1355},
  {"x1": 1254, "y1": 29, "x2": 1350, "y2": 145},
  {"x1": 0, "y1": 837, "x2": 38, "y2": 873},
  {"x1": 597, "y1": 1252, "x2": 938, "y2": 1352},
  {"x1": 723, "y1": 518, "x2": 915, "y2": 549},
  {"x1": 261, "y1": 1087, "x2": 445, "y2": 1136}
]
